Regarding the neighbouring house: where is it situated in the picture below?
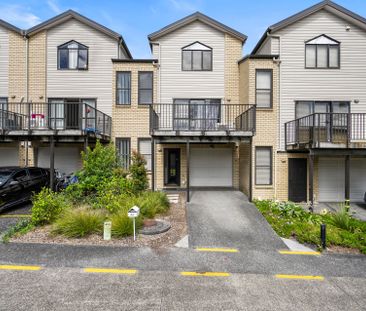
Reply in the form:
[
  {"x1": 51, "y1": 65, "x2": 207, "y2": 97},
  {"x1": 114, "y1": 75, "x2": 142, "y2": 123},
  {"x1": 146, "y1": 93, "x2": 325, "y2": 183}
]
[
  {"x1": 0, "y1": 10, "x2": 131, "y2": 175},
  {"x1": 1, "y1": 0, "x2": 366, "y2": 205}
]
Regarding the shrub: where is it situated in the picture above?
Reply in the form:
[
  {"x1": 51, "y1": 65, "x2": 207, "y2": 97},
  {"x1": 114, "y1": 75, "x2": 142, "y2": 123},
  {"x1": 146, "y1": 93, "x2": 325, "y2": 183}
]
[
  {"x1": 331, "y1": 207, "x2": 352, "y2": 231},
  {"x1": 52, "y1": 208, "x2": 105, "y2": 238},
  {"x1": 138, "y1": 191, "x2": 170, "y2": 218},
  {"x1": 31, "y1": 188, "x2": 68, "y2": 225},
  {"x1": 129, "y1": 150, "x2": 148, "y2": 193},
  {"x1": 110, "y1": 209, "x2": 142, "y2": 237}
]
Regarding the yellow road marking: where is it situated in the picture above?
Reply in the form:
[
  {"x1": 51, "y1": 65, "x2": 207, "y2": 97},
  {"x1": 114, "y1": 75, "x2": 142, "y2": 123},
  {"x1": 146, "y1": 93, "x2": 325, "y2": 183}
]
[
  {"x1": 84, "y1": 268, "x2": 137, "y2": 274},
  {"x1": 181, "y1": 271, "x2": 230, "y2": 277},
  {"x1": 278, "y1": 250, "x2": 321, "y2": 256},
  {"x1": 195, "y1": 247, "x2": 239, "y2": 253},
  {"x1": 276, "y1": 274, "x2": 324, "y2": 280},
  {"x1": 0, "y1": 214, "x2": 31, "y2": 218},
  {"x1": 0, "y1": 265, "x2": 41, "y2": 271}
]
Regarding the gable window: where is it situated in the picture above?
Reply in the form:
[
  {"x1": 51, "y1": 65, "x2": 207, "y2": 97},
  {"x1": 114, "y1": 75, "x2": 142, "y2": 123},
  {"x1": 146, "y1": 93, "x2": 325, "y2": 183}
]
[
  {"x1": 182, "y1": 42, "x2": 212, "y2": 71},
  {"x1": 255, "y1": 147, "x2": 272, "y2": 185},
  {"x1": 138, "y1": 72, "x2": 153, "y2": 105},
  {"x1": 116, "y1": 138, "x2": 130, "y2": 169},
  {"x1": 138, "y1": 138, "x2": 152, "y2": 171},
  {"x1": 305, "y1": 35, "x2": 340, "y2": 69},
  {"x1": 116, "y1": 72, "x2": 131, "y2": 105},
  {"x1": 255, "y1": 69, "x2": 272, "y2": 108},
  {"x1": 58, "y1": 41, "x2": 88, "y2": 70}
]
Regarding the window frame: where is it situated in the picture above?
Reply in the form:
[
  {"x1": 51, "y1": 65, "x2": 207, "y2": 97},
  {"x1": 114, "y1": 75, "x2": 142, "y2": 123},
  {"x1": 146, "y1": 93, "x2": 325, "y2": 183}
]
[
  {"x1": 295, "y1": 101, "x2": 350, "y2": 119},
  {"x1": 57, "y1": 40, "x2": 89, "y2": 70},
  {"x1": 181, "y1": 41, "x2": 213, "y2": 71},
  {"x1": 116, "y1": 138, "x2": 131, "y2": 169},
  {"x1": 305, "y1": 35, "x2": 340, "y2": 69},
  {"x1": 255, "y1": 147, "x2": 273, "y2": 186},
  {"x1": 138, "y1": 71, "x2": 153, "y2": 105},
  {"x1": 116, "y1": 71, "x2": 132, "y2": 105},
  {"x1": 255, "y1": 69, "x2": 273, "y2": 109},
  {"x1": 138, "y1": 138, "x2": 152, "y2": 171}
]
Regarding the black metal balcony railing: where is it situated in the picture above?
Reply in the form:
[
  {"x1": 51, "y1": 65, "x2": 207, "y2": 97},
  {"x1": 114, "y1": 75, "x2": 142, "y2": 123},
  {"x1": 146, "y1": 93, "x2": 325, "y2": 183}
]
[
  {"x1": 150, "y1": 103, "x2": 256, "y2": 133},
  {"x1": 285, "y1": 113, "x2": 366, "y2": 149},
  {"x1": 0, "y1": 102, "x2": 112, "y2": 137}
]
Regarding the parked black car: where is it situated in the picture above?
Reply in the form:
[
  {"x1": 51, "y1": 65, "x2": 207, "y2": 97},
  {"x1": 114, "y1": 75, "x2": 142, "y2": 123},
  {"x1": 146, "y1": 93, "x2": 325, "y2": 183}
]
[{"x1": 0, "y1": 167, "x2": 51, "y2": 212}]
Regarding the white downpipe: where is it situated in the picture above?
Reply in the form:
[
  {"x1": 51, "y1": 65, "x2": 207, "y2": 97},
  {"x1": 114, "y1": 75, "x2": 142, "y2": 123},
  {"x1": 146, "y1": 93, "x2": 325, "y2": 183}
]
[{"x1": 24, "y1": 34, "x2": 29, "y2": 167}]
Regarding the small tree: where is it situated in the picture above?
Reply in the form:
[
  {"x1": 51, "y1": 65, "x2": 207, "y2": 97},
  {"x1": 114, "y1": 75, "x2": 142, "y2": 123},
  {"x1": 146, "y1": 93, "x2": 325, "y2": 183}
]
[{"x1": 129, "y1": 150, "x2": 148, "y2": 193}]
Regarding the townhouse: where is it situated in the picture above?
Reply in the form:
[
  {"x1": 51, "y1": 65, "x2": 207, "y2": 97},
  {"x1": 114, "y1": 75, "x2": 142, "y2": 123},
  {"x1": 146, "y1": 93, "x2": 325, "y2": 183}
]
[{"x1": 1, "y1": 0, "x2": 366, "y2": 205}]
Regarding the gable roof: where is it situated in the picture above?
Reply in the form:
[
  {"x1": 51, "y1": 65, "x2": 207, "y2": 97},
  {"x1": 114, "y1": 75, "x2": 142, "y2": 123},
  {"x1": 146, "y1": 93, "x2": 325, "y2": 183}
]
[
  {"x1": 26, "y1": 10, "x2": 132, "y2": 58},
  {"x1": 148, "y1": 11, "x2": 247, "y2": 43},
  {"x1": 252, "y1": 0, "x2": 366, "y2": 54},
  {"x1": 0, "y1": 19, "x2": 23, "y2": 35}
]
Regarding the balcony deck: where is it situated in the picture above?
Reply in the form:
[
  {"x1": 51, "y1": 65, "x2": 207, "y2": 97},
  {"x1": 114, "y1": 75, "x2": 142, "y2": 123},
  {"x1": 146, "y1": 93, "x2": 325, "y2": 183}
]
[
  {"x1": 285, "y1": 113, "x2": 366, "y2": 152},
  {"x1": 150, "y1": 103, "x2": 256, "y2": 142},
  {"x1": 0, "y1": 102, "x2": 112, "y2": 142}
]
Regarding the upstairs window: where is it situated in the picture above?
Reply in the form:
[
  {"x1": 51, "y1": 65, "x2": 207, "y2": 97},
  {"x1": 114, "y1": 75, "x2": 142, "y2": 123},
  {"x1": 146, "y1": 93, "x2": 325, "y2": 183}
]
[
  {"x1": 182, "y1": 42, "x2": 212, "y2": 71},
  {"x1": 305, "y1": 35, "x2": 340, "y2": 69},
  {"x1": 138, "y1": 72, "x2": 153, "y2": 105},
  {"x1": 58, "y1": 41, "x2": 88, "y2": 70},
  {"x1": 255, "y1": 69, "x2": 272, "y2": 108}
]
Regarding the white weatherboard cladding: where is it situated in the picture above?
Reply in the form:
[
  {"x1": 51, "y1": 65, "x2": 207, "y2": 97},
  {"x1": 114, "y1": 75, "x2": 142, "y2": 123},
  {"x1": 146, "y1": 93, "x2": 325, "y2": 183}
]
[
  {"x1": 190, "y1": 148, "x2": 232, "y2": 187},
  {"x1": 155, "y1": 21, "x2": 225, "y2": 103},
  {"x1": 306, "y1": 35, "x2": 338, "y2": 45},
  {"x1": 0, "y1": 147, "x2": 19, "y2": 166},
  {"x1": 47, "y1": 18, "x2": 121, "y2": 116},
  {"x1": 318, "y1": 158, "x2": 366, "y2": 202},
  {"x1": 0, "y1": 26, "x2": 9, "y2": 98},
  {"x1": 275, "y1": 10, "x2": 366, "y2": 149},
  {"x1": 38, "y1": 146, "x2": 81, "y2": 175}
]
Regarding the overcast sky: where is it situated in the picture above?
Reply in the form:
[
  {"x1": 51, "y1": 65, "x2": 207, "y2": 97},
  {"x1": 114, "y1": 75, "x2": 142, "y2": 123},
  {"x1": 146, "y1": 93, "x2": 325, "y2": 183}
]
[{"x1": 0, "y1": 0, "x2": 365, "y2": 58}]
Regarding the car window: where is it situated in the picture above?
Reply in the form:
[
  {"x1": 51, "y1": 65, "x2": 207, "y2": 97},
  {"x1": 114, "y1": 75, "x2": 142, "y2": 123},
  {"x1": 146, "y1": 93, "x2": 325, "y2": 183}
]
[
  {"x1": 13, "y1": 170, "x2": 28, "y2": 182},
  {"x1": 0, "y1": 170, "x2": 13, "y2": 185},
  {"x1": 29, "y1": 168, "x2": 43, "y2": 178}
]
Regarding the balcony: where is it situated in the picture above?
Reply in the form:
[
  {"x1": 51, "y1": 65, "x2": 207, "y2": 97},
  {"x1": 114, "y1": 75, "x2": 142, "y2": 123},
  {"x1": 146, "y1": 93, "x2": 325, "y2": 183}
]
[
  {"x1": 0, "y1": 102, "x2": 112, "y2": 141},
  {"x1": 150, "y1": 103, "x2": 256, "y2": 141},
  {"x1": 285, "y1": 113, "x2": 366, "y2": 150}
]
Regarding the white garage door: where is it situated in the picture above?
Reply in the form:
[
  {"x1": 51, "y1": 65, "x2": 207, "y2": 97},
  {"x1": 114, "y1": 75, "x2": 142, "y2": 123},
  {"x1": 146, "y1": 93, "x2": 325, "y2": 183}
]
[
  {"x1": 38, "y1": 147, "x2": 81, "y2": 175},
  {"x1": 190, "y1": 148, "x2": 232, "y2": 187},
  {"x1": 319, "y1": 158, "x2": 366, "y2": 202},
  {"x1": 0, "y1": 147, "x2": 19, "y2": 166}
]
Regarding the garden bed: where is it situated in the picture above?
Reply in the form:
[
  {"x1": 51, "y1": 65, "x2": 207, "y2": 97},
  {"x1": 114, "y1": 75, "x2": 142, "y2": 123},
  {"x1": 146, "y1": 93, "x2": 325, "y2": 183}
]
[
  {"x1": 254, "y1": 200, "x2": 366, "y2": 254},
  {"x1": 11, "y1": 193, "x2": 187, "y2": 248}
]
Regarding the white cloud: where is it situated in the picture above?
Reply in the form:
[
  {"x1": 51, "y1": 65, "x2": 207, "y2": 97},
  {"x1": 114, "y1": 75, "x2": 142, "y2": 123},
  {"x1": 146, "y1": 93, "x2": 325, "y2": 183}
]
[
  {"x1": 0, "y1": 4, "x2": 41, "y2": 28},
  {"x1": 47, "y1": 0, "x2": 62, "y2": 14}
]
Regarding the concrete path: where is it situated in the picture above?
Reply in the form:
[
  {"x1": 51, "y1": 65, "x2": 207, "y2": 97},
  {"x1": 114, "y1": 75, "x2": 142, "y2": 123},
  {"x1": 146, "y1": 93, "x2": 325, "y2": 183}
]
[{"x1": 187, "y1": 191, "x2": 286, "y2": 251}]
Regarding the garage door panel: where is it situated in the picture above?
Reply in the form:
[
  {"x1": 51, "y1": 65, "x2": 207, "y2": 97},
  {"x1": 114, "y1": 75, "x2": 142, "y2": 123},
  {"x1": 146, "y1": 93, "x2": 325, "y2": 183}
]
[
  {"x1": 0, "y1": 148, "x2": 19, "y2": 166},
  {"x1": 190, "y1": 148, "x2": 232, "y2": 187},
  {"x1": 319, "y1": 158, "x2": 366, "y2": 202},
  {"x1": 38, "y1": 147, "x2": 81, "y2": 174}
]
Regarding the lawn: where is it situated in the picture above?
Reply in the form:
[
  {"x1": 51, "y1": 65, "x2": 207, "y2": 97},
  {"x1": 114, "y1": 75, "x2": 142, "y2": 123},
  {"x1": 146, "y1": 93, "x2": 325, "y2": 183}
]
[{"x1": 254, "y1": 199, "x2": 366, "y2": 254}]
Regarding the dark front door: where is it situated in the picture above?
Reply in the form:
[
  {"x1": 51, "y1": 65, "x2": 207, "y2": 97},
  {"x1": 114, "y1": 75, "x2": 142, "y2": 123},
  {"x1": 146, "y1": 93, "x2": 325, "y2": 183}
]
[
  {"x1": 164, "y1": 149, "x2": 180, "y2": 186},
  {"x1": 288, "y1": 158, "x2": 307, "y2": 202}
]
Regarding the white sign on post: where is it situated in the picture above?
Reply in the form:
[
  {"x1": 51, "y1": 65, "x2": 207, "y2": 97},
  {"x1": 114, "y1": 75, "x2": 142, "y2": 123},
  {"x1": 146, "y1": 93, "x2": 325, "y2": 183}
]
[
  {"x1": 103, "y1": 221, "x2": 112, "y2": 241},
  {"x1": 128, "y1": 206, "x2": 140, "y2": 241}
]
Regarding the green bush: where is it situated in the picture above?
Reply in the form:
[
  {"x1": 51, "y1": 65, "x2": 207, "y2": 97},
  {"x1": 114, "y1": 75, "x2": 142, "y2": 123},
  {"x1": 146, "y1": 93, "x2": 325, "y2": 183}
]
[
  {"x1": 52, "y1": 208, "x2": 105, "y2": 238},
  {"x1": 331, "y1": 207, "x2": 352, "y2": 231},
  {"x1": 129, "y1": 150, "x2": 148, "y2": 193},
  {"x1": 110, "y1": 209, "x2": 143, "y2": 237},
  {"x1": 138, "y1": 191, "x2": 170, "y2": 218},
  {"x1": 31, "y1": 188, "x2": 68, "y2": 225}
]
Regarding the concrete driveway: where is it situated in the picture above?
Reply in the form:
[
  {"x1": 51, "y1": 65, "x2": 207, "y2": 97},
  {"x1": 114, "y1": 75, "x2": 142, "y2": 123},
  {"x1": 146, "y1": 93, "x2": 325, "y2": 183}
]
[{"x1": 187, "y1": 191, "x2": 286, "y2": 251}]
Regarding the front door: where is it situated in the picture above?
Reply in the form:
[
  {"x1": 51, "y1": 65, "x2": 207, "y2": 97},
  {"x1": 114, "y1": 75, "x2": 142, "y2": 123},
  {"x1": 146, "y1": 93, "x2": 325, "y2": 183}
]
[
  {"x1": 164, "y1": 149, "x2": 180, "y2": 186},
  {"x1": 288, "y1": 158, "x2": 307, "y2": 202}
]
